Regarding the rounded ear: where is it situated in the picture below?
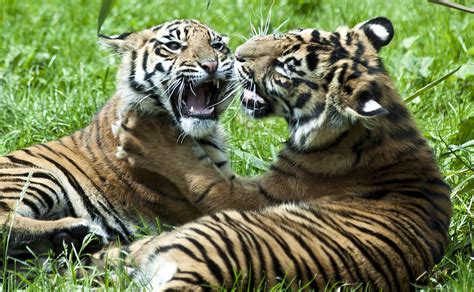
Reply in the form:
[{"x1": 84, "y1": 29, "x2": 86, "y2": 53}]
[
  {"x1": 99, "y1": 30, "x2": 152, "y2": 54},
  {"x1": 355, "y1": 17, "x2": 394, "y2": 51}
]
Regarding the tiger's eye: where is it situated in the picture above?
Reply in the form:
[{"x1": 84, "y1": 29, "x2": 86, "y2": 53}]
[
  {"x1": 212, "y1": 41, "x2": 225, "y2": 51},
  {"x1": 165, "y1": 41, "x2": 182, "y2": 51}
]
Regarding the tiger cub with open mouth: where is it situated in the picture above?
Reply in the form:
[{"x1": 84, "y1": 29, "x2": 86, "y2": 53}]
[{"x1": 0, "y1": 19, "x2": 234, "y2": 257}]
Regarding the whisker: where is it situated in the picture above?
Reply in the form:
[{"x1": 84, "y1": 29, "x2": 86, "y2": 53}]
[
  {"x1": 176, "y1": 131, "x2": 187, "y2": 144},
  {"x1": 272, "y1": 18, "x2": 289, "y2": 35},
  {"x1": 177, "y1": 81, "x2": 186, "y2": 118},
  {"x1": 208, "y1": 84, "x2": 242, "y2": 108}
]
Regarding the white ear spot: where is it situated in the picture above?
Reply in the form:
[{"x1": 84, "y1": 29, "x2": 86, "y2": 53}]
[
  {"x1": 368, "y1": 24, "x2": 389, "y2": 42},
  {"x1": 363, "y1": 99, "x2": 383, "y2": 113},
  {"x1": 222, "y1": 36, "x2": 230, "y2": 45}
]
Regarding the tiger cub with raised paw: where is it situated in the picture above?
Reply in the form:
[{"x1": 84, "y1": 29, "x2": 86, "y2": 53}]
[
  {"x1": 0, "y1": 20, "x2": 234, "y2": 258},
  {"x1": 96, "y1": 17, "x2": 451, "y2": 290}
]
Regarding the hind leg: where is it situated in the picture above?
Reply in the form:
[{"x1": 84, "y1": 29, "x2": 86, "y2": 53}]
[
  {"x1": 1, "y1": 212, "x2": 108, "y2": 257},
  {"x1": 0, "y1": 170, "x2": 109, "y2": 256}
]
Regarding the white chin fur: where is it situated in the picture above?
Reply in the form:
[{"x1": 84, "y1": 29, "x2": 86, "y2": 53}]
[{"x1": 180, "y1": 117, "x2": 217, "y2": 138}]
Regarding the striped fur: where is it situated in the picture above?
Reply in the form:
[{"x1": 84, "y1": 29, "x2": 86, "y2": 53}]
[
  {"x1": 0, "y1": 20, "x2": 234, "y2": 257},
  {"x1": 94, "y1": 17, "x2": 451, "y2": 290}
]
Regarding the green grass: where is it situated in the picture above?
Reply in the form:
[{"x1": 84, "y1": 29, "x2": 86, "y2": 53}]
[{"x1": 1, "y1": 0, "x2": 473, "y2": 290}]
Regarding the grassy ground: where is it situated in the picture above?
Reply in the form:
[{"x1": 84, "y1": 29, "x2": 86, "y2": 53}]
[{"x1": 0, "y1": 0, "x2": 472, "y2": 290}]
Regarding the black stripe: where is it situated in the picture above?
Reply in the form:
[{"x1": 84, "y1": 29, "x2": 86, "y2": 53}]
[
  {"x1": 217, "y1": 213, "x2": 266, "y2": 287},
  {"x1": 242, "y1": 212, "x2": 305, "y2": 284},
  {"x1": 4, "y1": 154, "x2": 37, "y2": 167},
  {"x1": 167, "y1": 276, "x2": 199, "y2": 286},
  {"x1": 63, "y1": 136, "x2": 107, "y2": 184},
  {"x1": 185, "y1": 236, "x2": 225, "y2": 284},
  {"x1": 398, "y1": 190, "x2": 450, "y2": 219},
  {"x1": 305, "y1": 52, "x2": 318, "y2": 71},
  {"x1": 194, "y1": 182, "x2": 218, "y2": 204},
  {"x1": 19, "y1": 197, "x2": 40, "y2": 217},
  {"x1": 155, "y1": 244, "x2": 204, "y2": 263},
  {"x1": 0, "y1": 170, "x2": 76, "y2": 217},
  {"x1": 217, "y1": 213, "x2": 255, "y2": 284},
  {"x1": 188, "y1": 227, "x2": 236, "y2": 285},
  {"x1": 177, "y1": 270, "x2": 210, "y2": 288},
  {"x1": 24, "y1": 185, "x2": 54, "y2": 210},
  {"x1": 0, "y1": 177, "x2": 57, "y2": 206},
  {"x1": 0, "y1": 186, "x2": 46, "y2": 212},
  {"x1": 346, "y1": 221, "x2": 409, "y2": 287},
  {"x1": 197, "y1": 139, "x2": 224, "y2": 152},
  {"x1": 275, "y1": 220, "x2": 330, "y2": 284},
  {"x1": 310, "y1": 207, "x2": 384, "y2": 285},
  {"x1": 35, "y1": 153, "x2": 118, "y2": 238},
  {"x1": 277, "y1": 154, "x2": 316, "y2": 177},
  {"x1": 294, "y1": 92, "x2": 311, "y2": 108},
  {"x1": 201, "y1": 222, "x2": 241, "y2": 273},
  {"x1": 269, "y1": 164, "x2": 297, "y2": 179},
  {"x1": 285, "y1": 209, "x2": 362, "y2": 282},
  {"x1": 53, "y1": 141, "x2": 131, "y2": 237},
  {"x1": 38, "y1": 144, "x2": 130, "y2": 234},
  {"x1": 320, "y1": 207, "x2": 399, "y2": 288},
  {"x1": 358, "y1": 207, "x2": 435, "y2": 270},
  {"x1": 215, "y1": 161, "x2": 227, "y2": 168},
  {"x1": 258, "y1": 185, "x2": 283, "y2": 204},
  {"x1": 32, "y1": 171, "x2": 74, "y2": 216}
]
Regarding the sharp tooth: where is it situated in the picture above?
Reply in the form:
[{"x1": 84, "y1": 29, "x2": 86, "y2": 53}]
[
  {"x1": 209, "y1": 107, "x2": 215, "y2": 113},
  {"x1": 216, "y1": 80, "x2": 220, "y2": 88},
  {"x1": 190, "y1": 106, "x2": 194, "y2": 112}
]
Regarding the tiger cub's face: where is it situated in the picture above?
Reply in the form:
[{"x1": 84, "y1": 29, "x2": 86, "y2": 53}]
[
  {"x1": 234, "y1": 17, "x2": 395, "y2": 149},
  {"x1": 100, "y1": 20, "x2": 233, "y2": 138}
]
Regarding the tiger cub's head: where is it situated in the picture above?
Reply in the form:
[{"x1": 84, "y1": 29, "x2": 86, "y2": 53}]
[
  {"x1": 100, "y1": 20, "x2": 233, "y2": 138},
  {"x1": 235, "y1": 17, "x2": 397, "y2": 150}
]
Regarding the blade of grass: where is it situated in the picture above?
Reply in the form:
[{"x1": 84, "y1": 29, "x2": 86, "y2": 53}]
[
  {"x1": 97, "y1": 0, "x2": 117, "y2": 34},
  {"x1": 404, "y1": 65, "x2": 462, "y2": 103}
]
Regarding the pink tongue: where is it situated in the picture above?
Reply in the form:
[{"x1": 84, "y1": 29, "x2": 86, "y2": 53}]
[
  {"x1": 186, "y1": 86, "x2": 207, "y2": 110},
  {"x1": 243, "y1": 89, "x2": 265, "y2": 103}
]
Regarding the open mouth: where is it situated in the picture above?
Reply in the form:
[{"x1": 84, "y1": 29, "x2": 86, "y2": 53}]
[
  {"x1": 241, "y1": 88, "x2": 271, "y2": 118},
  {"x1": 171, "y1": 80, "x2": 222, "y2": 120}
]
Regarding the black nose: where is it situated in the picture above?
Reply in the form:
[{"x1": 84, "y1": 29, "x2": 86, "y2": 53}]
[{"x1": 201, "y1": 60, "x2": 218, "y2": 73}]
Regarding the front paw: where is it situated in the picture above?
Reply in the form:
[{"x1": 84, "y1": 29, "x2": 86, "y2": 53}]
[{"x1": 192, "y1": 142, "x2": 214, "y2": 167}]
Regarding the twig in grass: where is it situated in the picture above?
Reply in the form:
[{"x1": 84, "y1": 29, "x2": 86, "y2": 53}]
[
  {"x1": 438, "y1": 134, "x2": 474, "y2": 172},
  {"x1": 404, "y1": 65, "x2": 462, "y2": 103},
  {"x1": 428, "y1": 0, "x2": 474, "y2": 14}
]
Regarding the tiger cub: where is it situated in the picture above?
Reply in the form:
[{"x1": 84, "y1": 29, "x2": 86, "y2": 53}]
[
  {"x1": 96, "y1": 17, "x2": 451, "y2": 290},
  {"x1": 0, "y1": 20, "x2": 234, "y2": 257}
]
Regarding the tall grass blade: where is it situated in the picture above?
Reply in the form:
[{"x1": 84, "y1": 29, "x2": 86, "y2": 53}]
[
  {"x1": 2, "y1": 172, "x2": 33, "y2": 288},
  {"x1": 97, "y1": 0, "x2": 117, "y2": 34},
  {"x1": 404, "y1": 65, "x2": 462, "y2": 103}
]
